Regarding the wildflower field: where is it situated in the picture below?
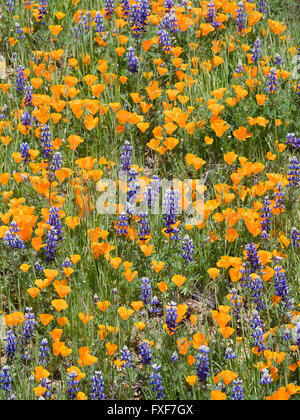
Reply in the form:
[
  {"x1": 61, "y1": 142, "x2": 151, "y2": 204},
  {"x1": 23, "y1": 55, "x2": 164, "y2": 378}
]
[{"x1": 0, "y1": 0, "x2": 299, "y2": 402}]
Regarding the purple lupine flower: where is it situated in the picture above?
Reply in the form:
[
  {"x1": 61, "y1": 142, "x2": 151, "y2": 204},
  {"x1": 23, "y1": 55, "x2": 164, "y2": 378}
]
[
  {"x1": 265, "y1": 67, "x2": 279, "y2": 94},
  {"x1": 286, "y1": 133, "x2": 300, "y2": 150},
  {"x1": 37, "y1": 0, "x2": 48, "y2": 21},
  {"x1": 149, "y1": 296, "x2": 161, "y2": 314},
  {"x1": 274, "y1": 182, "x2": 285, "y2": 212},
  {"x1": 171, "y1": 351, "x2": 179, "y2": 362},
  {"x1": 235, "y1": 59, "x2": 245, "y2": 75},
  {"x1": 3, "y1": 221, "x2": 26, "y2": 250},
  {"x1": 40, "y1": 377, "x2": 52, "y2": 399},
  {"x1": 94, "y1": 11, "x2": 105, "y2": 33},
  {"x1": 245, "y1": 243, "x2": 262, "y2": 273},
  {"x1": 250, "y1": 311, "x2": 266, "y2": 353},
  {"x1": 196, "y1": 346, "x2": 211, "y2": 383},
  {"x1": 164, "y1": 0, "x2": 174, "y2": 12},
  {"x1": 45, "y1": 207, "x2": 63, "y2": 263},
  {"x1": 121, "y1": 0, "x2": 130, "y2": 17},
  {"x1": 39, "y1": 339, "x2": 50, "y2": 365},
  {"x1": 291, "y1": 227, "x2": 300, "y2": 248},
  {"x1": 104, "y1": 0, "x2": 115, "y2": 18},
  {"x1": 16, "y1": 66, "x2": 25, "y2": 92},
  {"x1": 21, "y1": 110, "x2": 31, "y2": 128},
  {"x1": 294, "y1": 322, "x2": 300, "y2": 349},
  {"x1": 257, "y1": 0, "x2": 268, "y2": 14},
  {"x1": 0, "y1": 366, "x2": 14, "y2": 399},
  {"x1": 162, "y1": 188, "x2": 181, "y2": 240},
  {"x1": 274, "y1": 53, "x2": 284, "y2": 67},
  {"x1": 62, "y1": 259, "x2": 73, "y2": 268},
  {"x1": 181, "y1": 235, "x2": 194, "y2": 263},
  {"x1": 251, "y1": 38, "x2": 262, "y2": 62},
  {"x1": 22, "y1": 307, "x2": 36, "y2": 346},
  {"x1": 47, "y1": 152, "x2": 63, "y2": 182},
  {"x1": 90, "y1": 371, "x2": 106, "y2": 400},
  {"x1": 127, "y1": 168, "x2": 140, "y2": 213},
  {"x1": 34, "y1": 262, "x2": 44, "y2": 272},
  {"x1": 15, "y1": 23, "x2": 25, "y2": 40},
  {"x1": 248, "y1": 275, "x2": 266, "y2": 312},
  {"x1": 205, "y1": 1, "x2": 220, "y2": 28},
  {"x1": 40, "y1": 125, "x2": 53, "y2": 162},
  {"x1": 126, "y1": 47, "x2": 139, "y2": 73},
  {"x1": 24, "y1": 85, "x2": 33, "y2": 107},
  {"x1": 120, "y1": 140, "x2": 132, "y2": 173},
  {"x1": 19, "y1": 142, "x2": 30, "y2": 162},
  {"x1": 166, "y1": 302, "x2": 178, "y2": 333},
  {"x1": 157, "y1": 29, "x2": 172, "y2": 52},
  {"x1": 5, "y1": 330, "x2": 17, "y2": 360},
  {"x1": 149, "y1": 364, "x2": 166, "y2": 399},
  {"x1": 140, "y1": 277, "x2": 152, "y2": 304},
  {"x1": 160, "y1": 9, "x2": 179, "y2": 33},
  {"x1": 73, "y1": 11, "x2": 89, "y2": 39},
  {"x1": 0, "y1": 106, "x2": 7, "y2": 120},
  {"x1": 138, "y1": 213, "x2": 151, "y2": 241},
  {"x1": 231, "y1": 379, "x2": 244, "y2": 400},
  {"x1": 6, "y1": 0, "x2": 15, "y2": 12},
  {"x1": 139, "y1": 340, "x2": 152, "y2": 365},
  {"x1": 287, "y1": 156, "x2": 300, "y2": 188},
  {"x1": 225, "y1": 347, "x2": 237, "y2": 360},
  {"x1": 116, "y1": 214, "x2": 129, "y2": 236},
  {"x1": 120, "y1": 346, "x2": 132, "y2": 368},
  {"x1": 274, "y1": 266, "x2": 293, "y2": 309},
  {"x1": 145, "y1": 175, "x2": 161, "y2": 211},
  {"x1": 67, "y1": 371, "x2": 79, "y2": 400},
  {"x1": 236, "y1": 1, "x2": 246, "y2": 35},
  {"x1": 228, "y1": 288, "x2": 242, "y2": 319},
  {"x1": 281, "y1": 329, "x2": 291, "y2": 342},
  {"x1": 260, "y1": 196, "x2": 272, "y2": 239},
  {"x1": 260, "y1": 369, "x2": 272, "y2": 385},
  {"x1": 129, "y1": 0, "x2": 149, "y2": 38}
]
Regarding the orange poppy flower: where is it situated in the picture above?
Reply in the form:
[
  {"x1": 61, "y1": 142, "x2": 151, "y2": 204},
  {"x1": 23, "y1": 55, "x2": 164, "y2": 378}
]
[{"x1": 171, "y1": 275, "x2": 186, "y2": 287}]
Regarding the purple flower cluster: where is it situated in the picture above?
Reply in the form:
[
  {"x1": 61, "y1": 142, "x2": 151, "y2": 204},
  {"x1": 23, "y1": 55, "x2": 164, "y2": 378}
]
[
  {"x1": 257, "y1": 0, "x2": 268, "y2": 14},
  {"x1": 286, "y1": 133, "x2": 300, "y2": 150},
  {"x1": 140, "y1": 277, "x2": 152, "y2": 304},
  {"x1": 287, "y1": 156, "x2": 300, "y2": 188},
  {"x1": 116, "y1": 214, "x2": 129, "y2": 236},
  {"x1": 139, "y1": 340, "x2": 152, "y2": 365},
  {"x1": 274, "y1": 266, "x2": 293, "y2": 309},
  {"x1": 260, "y1": 196, "x2": 272, "y2": 240},
  {"x1": 196, "y1": 346, "x2": 211, "y2": 383},
  {"x1": 205, "y1": 1, "x2": 221, "y2": 29},
  {"x1": 129, "y1": 0, "x2": 150, "y2": 38},
  {"x1": 236, "y1": 1, "x2": 246, "y2": 34},
  {"x1": 250, "y1": 311, "x2": 266, "y2": 353},
  {"x1": 105, "y1": 0, "x2": 115, "y2": 18},
  {"x1": 45, "y1": 207, "x2": 63, "y2": 263},
  {"x1": 138, "y1": 213, "x2": 151, "y2": 241},
  {"x1": 265, "y1": 67, "x2": 279, "y2": 94},
  {"x1": 181, "y1": 235, "x2": 194, "y2": 263},
  {"x1": 19, "y1": 142, "x2": 30, "y2": 162},
  {"x1": 40, "y1": 125, "x2": 53, "y2": 162},
  {"x1": 166, "y1": 302, "x2": 178, "y2": 333},
  {"x1": 150, "y1": 364, "x2": 165, "y2": 399},
  {"x1": 94, "y1": 12, "x2": 105, "y2": 33},
  {"x1": 162, "y1": 188, "x2": 181, "y2": 240},
  {"x1": 90, "y1": 371, "x2": 106, "y2": 400},
  {"x1": 251, "y1": 38, "x2": 262, "y2": 62},
  {"x1": 3, "y1": 221, "x2": 26, "y2": 250},
  {"x1": 16, "y1": 66, "x2": 25, "y2": 92},
  {"x1": 126, "y1": 47, "x2": 139, "y2": 73},
  {"x1": 291, "y1": 227, "x2": 300, "y2": 248}
]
